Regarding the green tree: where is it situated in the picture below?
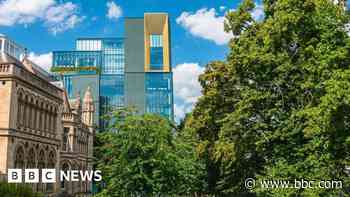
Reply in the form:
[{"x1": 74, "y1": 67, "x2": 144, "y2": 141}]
[
  {"x1": 0, "y1": 182, "x2": 43, "y2": 197},
  {"x1": 95, "y1": 112, "x2": 204, "y2": 196},
  {"x1": 185, "y1": 0, "x2": 350, "y2": 196}
]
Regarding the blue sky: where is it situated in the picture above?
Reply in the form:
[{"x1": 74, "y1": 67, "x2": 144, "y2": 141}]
[{"x1": 0, "y1": 0, "x2": 264, "y2": 121}]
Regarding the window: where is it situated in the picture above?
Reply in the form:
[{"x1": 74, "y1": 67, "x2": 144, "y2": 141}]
[
  {"x1": 46, "y1": 151, "x2": 55, "y2": 192},
  {"x1": 14, "y1": 146, "x2": 25, "y2": 169},
  {"x1": 79, "y1": 57, "x2": 96, "y2": 67},
  {"x1": 61, "y1": 163, "x2": 69, "y2": 189},
  {"x1": 102, "y1": 39, "x2": 125, "y2": 74},
  {"x1": 52, "y1": 51, "x2": 101, "y2": 71},
  {"x1": 76, "y1": 39, "x2": 102, "y2": 51},
  {"x1": 150, "y1": 47, "x2": 163, "y2": 70},
  {"x1": 37, "y1": 150, "x2": 45, "y2": 192},
  {"x1": 27, "y1": 148, "x2": 36, "y2": 168},
  {"x1": 100, "y1": 75, "x2": 124, "y2": 129},
  {"x1": 145, "y1": 73, "x2": 173, "y2": 120},
  {"x1": 63, "y1": 127, "x2": 69, "y2": 151},
  {"x1": 63, "y1": 76, "x2": 73, "y2": 97},
  {"x1": 150, "y1": 35, "x2": 163, "y2": 70},
  {"x1": 150, "y1": 35, "x2": 163, "y2": 47}
]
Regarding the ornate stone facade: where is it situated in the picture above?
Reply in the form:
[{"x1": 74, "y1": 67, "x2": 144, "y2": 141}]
[{"x1": 0, "y1": 51, "x2": 94, "y2": 197}]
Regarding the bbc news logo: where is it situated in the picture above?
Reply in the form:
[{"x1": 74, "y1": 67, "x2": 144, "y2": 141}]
[{"x1": 8, "y1": 169, "x2": 102, "y2": 183}]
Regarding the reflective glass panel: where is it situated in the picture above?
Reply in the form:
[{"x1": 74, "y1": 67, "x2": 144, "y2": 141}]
[{"x1": 145, "y1": 73, "x2": 173, "y2": 120}]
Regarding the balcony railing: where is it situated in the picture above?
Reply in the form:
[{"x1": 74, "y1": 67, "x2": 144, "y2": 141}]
[{"x1": 52, "y1": 51, "x2": 102, "y2": 74}]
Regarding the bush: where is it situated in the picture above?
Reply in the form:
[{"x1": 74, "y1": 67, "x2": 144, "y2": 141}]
[{"x1": 0, "y1": 182, "x2": 43, "y2": 197}]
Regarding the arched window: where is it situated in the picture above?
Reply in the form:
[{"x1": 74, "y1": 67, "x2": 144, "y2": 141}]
[
  {"x1": 82, "y1": 167, "x2": 86, "y2": 192},
  {"x1": 37, "y1": 150, "x2": 45, "y2": 192},
  {"x1": 61, "y1": 162, "x2": 70, "y2": 190},
  {"x1": 46, "y1": 150, "x2": 56, "y2": 192},
  {"x1": 14, "y1": 146, "x2": 25, "y2": 169},
  {"x1": 72, "y1": 164, "x2": 79, "y2": 193},
  {"x1": 26, "y1": 148, "x2": 36, "y2": 168}
]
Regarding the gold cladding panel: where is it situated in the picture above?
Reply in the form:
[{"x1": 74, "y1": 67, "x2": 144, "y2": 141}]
[{"x1": 144, "y1": 13, "x2": 170, "y2": 72}]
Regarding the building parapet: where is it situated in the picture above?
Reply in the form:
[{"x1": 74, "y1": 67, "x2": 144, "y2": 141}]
[{"x1": 0, "y1": 62, "x2": 62, "y2": 100}]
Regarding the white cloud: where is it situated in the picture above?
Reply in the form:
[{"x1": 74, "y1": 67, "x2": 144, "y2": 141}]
[
  {"x1": 174, "y1": 103, "x2": 194, "y2": 122},
  {"x1": 45, "y1": 2, "x2": 85, "y2": 35},
  {"x1": 174, "y1": 104, "x2": 186, "y2": 122},
  {"x1": 106, "y1": 1, "x2": 122, "y2": 21},
  {"x1": 0, "y1": 0, "x2": 54, "y2": 26},
  {"x1": 0, "y1": 0, "x2": 84, "y2": 34},
  {"x1": 176, "y1": 8, "x2": 233, "y2": 45},
  {"x1": 28, "y1": 52, "x2": 52, "y2": 72},
  {"x1": 251, "y1": 4, "x2": 264, "y2": 21},
  {"x1": 173, "y1": 63, "x2": 205, "y2": 121}
]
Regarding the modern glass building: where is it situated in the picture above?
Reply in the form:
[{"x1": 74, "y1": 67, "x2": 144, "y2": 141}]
[
  {"x1": 52, "y1": 13, "x2": 174, "y2": 128},
  {"x1": 0, "y1": 34, "x2": 26, "y2": 60}
]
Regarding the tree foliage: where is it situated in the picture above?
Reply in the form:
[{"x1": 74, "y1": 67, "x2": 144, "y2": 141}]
[
  {"x1": 0, "y1": 182, "x2": 43, "y2": 197},
  {"x1": 185, "y1": 0, "x2": 350, "y2": 196},
  {"x1": 95, "y1": 112, "x2": 204, "y2": 196}
]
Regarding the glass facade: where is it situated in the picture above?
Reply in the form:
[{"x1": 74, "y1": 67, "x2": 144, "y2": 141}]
[
  {"x1": 150, "y1": 34, "x2": 163, "y2": 70},
  {"x1": 52, "y1": 14, "x2": 174, "y2": 128},
  {"x1": 52, "y1": 38, "x2": 126, "y2": 128},
  {"x1": 99, "y1": 38, "x2": 125, "y2": 127},
  {"x1": 100, "y1": 75, "x2": 124, "y2": 127},
  {"x1": 63, "y1": 76, "x2": 73, "y2": 98},
  {"x1": 76, "y1": 39, "x2": 102, "y2": 51},
  {"x1": 145, "y1": 73, "x2": 173, "y2": 120},
  {"x1": 53, "y1": 51, "x2": 101, "y2": 75},
  {"x1": 0, "y1": 36, "x2": 25, "y2": 60},
  {"x1": 102, "y1": 38, "x2": 124, "y2": 74}
]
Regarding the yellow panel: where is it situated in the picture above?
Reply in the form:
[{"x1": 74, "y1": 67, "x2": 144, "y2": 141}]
[
  {"x1": 144, "y1": 13, "x2": 170, "y2": 72},
  {"x1": 162, "y1": 15, "x2": 170, "y2": 72}
]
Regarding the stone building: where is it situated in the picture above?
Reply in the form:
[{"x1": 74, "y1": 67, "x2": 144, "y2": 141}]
[{"x1": 0, "y1": 45, "x2": 94, "y2": 196}]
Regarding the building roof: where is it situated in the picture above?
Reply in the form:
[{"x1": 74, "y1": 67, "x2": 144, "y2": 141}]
[
  {"x1": 0, "y1": 51, "x2": 23, "y2": 66},
  {"x1": 22, "y1": 58, "x2": 52, "y2": 81}
]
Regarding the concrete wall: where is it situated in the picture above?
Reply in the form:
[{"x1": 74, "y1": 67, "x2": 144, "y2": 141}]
[
  {"x1": 125, "y1": 18, "x2": 146, "y2": 112},
  {"x1": 125, "y1": 18, "x2": 145, "y2": 73}
]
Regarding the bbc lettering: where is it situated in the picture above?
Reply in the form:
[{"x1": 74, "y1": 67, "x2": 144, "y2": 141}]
[{"x1": 8, "y1": 169, "x2": 102, "y2": 183}]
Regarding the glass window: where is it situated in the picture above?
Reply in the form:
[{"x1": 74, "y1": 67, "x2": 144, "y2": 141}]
[
  {"x1": 149, "y1": 34, "x2": 163, "y2": 70},
  {"x1": 100, "y1": 74, "x2": 125, "y2": 128},
  {"x1": 145, "y1": 73, "x2": 173, "y2": 120},
  {"x1": 52, "y1": 51, "x2": 101, "y2": 73},
  {"x1": 63, "y1": 127, "x2": 69, "y2": 151},
  {"x1": 63, "y1": 76, "x2": 73, "y2": 98},
  {"x1": 150, "y1": 34, "x2": 163, "y2": 47},
  {"x1": 150, "y1": 47, "x2": 163, "y2": 70},
  {"x1": 101, "y1": 39, "x2": 125, "y2": 74},
  {"x1": 76, "y1": 39, "x2": 102, "y2": 51}
]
